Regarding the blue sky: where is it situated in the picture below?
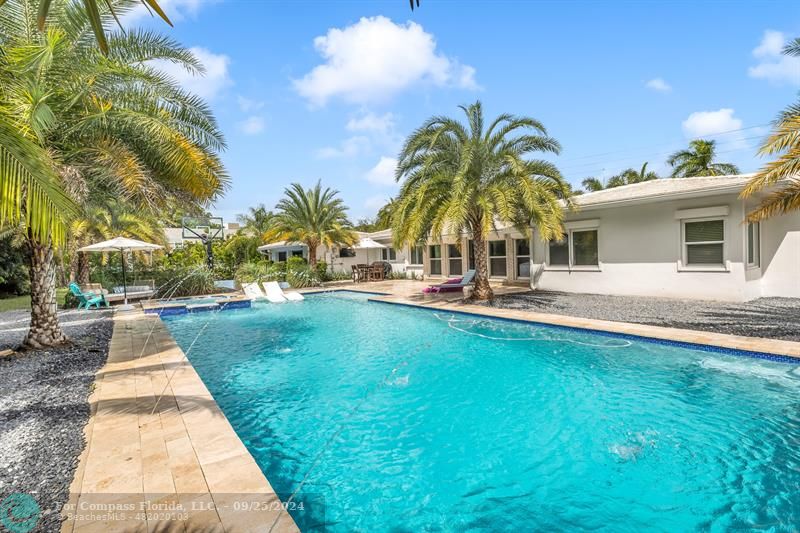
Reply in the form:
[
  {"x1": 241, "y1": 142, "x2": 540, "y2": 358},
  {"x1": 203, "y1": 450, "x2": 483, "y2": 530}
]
[{"x1": 133, "y1": 0, "x2": 800, "y2": 223}]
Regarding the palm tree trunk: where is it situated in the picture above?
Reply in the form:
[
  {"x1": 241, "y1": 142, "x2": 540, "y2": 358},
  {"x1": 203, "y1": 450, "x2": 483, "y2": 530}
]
[
  {"x1": 23, "y1": 234, "x2": 68, "y2": 349},
  {"x1": 307, "y1": 243, "x2": 317, "y2": 268},
  {"x1": 77, "y1": 252, "x2": 90, "y2": 284},
  {"x1": 471, "y1": 229, "x2": 493, "y2": 300}
]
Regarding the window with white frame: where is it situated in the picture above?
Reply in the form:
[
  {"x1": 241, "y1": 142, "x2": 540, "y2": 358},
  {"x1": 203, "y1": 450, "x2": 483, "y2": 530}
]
[
  {"x1": 489, "y1": 240, "x2": 507, "y2": 277},
  {"x1": 381, "y1": 247, "x2": 397, "y2": 261},
  {"x1": 515, "y1": 238, "x2": 531, "y2": 277},
  {"x1": 546, "y1": 229, "x2": 598, "y2": 267},
  {"x1": 410, "y1": 245, "x2": 423, "y2": 265},
  {"x1": 429, "y1": 245, "x2": 442, "y2": 275},
  {"x1": 447, "y1": 244, "x2": 462, "y2": 275},
  {"x1": 747, "y1": 221, "x2": 760, "y2": 267},
  {"x1": 683, "y1": 219, "x2": 724, "y2": 266}
]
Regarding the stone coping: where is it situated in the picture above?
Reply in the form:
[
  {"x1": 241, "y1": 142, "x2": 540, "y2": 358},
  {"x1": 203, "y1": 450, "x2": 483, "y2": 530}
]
[{"x1": 62, "y1": 310, "x2": 298, "y2": 532}]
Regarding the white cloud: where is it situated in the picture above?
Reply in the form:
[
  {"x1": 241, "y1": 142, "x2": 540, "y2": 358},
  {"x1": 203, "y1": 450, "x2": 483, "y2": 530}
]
[
  {"x1": 682, "y1": 108, "x2": 749, "y2": 149},
  {"x1": 365, "y1": 156, "x2": 398, "y2": 186},
  {"x1": 237, "y1": 96, "x2": 264, "y2": 113},
  {"x1": 748, "y1": 30, "x2": 800, "y2": 86},
  {"x1": 346, "y1": 112, "x2": 396, "y2": 134},
  {"x1": 293, "y1": 16, "x2": 478, "y2": 106},
  {"x1": 152, "y1": 47, "x2": 232, "y2": 100},
  {"x1": 238, "y1": 116, "x2": 265, "y2": 135},
  {"x1": 316, "y1": 136, "x2": 370, "y2": 159},
  {"x1": 645, "y1": 78, "x2": 672, "y2": 92}
]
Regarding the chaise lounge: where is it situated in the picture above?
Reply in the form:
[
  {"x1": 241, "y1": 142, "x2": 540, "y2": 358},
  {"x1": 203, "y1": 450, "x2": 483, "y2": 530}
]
[{"x1": 423, "y1": 270, "x2": 476, "y2": 294}]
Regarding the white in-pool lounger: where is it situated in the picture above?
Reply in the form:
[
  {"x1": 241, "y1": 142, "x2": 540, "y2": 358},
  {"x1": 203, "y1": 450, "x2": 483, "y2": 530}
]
[
  {"x1": 262, "y1": 281, "x2": 288, "y2": 303},
  {"x1": 242, "y1": 282, "x2": 265, "y2": 300},
  {"x1": 262, "y1": 281, "x2": 304, "y2": 302}
]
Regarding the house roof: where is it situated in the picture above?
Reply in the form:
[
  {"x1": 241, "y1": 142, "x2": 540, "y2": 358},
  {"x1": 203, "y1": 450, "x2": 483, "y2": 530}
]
[
  {"x1": 573, "y1": 174, "x2": 756, "y2": 209},
  {"x1": 256, "y1": 240, "x2": 305, "y2": 251}
]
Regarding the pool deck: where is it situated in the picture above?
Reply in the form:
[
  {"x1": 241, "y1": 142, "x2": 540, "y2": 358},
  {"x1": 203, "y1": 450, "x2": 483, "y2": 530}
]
[
  {"x1": 62, "y1": 310, "x2": 298, "y2": 532},
  {"x1": 64, "y1": 280, "x2": 800, "y2": 530}
]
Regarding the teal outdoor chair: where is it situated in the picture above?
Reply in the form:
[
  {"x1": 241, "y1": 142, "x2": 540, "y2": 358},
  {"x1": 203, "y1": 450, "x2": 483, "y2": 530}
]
[{"x1": 69, "y1": 282, "x2": 109, "y2": 309}]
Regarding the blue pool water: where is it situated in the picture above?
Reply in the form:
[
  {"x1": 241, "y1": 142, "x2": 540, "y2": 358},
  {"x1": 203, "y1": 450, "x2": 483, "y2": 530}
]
[{"x1": 163, "y1": 291, "x2": 800, "y2": 531}]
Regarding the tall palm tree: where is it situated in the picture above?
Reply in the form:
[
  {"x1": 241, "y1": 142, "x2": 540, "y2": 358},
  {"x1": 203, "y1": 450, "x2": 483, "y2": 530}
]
[
  {"x1": 237, "y1": 204, "x2": 276, "y2": 240},
  {"x1": 264, "y1": 181, "x2": 357, "y2": 268},
  {"x1": 667, "y1": 140, "x2": 740, "y2": 178},
  {"x1": 392, "y1": 101, "x2": 570, "y2": 300},
  {"x1": 0, "y1": 0, "x2": 228, "y2": 348},
  {"x1": 741, "y1": 37, "x2": 800, "y2": 221},
  {"x1": 582, "y1": 162, "x2": 659, "y2": 192},
  {"x1": 375, "y1": 198, "x2": 396, "y2": 230}
]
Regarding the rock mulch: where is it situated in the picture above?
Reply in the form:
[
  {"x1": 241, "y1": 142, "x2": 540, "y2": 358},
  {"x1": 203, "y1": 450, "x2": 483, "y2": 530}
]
[
  {"x1": 482, "y1": 291, "x2": 800, "y2": 342},
  {"x1": 0, "y1": 308, "x2": 112, "y2": 532}
]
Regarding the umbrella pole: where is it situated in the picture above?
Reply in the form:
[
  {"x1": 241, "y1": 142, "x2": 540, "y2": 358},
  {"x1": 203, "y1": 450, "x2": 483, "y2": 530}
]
[{"x1": 121, "y1": 248, "x2": 128, "y2": 305}]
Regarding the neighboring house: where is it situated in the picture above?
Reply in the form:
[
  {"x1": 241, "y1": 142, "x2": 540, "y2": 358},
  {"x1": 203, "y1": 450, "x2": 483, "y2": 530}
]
[
  {"x1": 258, "y1": 175, "x2": 800, "y2": 301},
  {"x1": 164, "y1": 222, "x2": 240, "y2": 250}
]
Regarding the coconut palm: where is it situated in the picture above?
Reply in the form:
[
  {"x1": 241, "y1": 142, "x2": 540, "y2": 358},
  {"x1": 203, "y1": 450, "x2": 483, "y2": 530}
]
[
  {"x1": 392, "y1": 101, "x2": 570, "y2": 300},
  {"x1": 741, "y1": 38, "x2": 800, "y2": 221},
  {"x1": 265, "y1": 181, "x2": 357, "y2": 268},
  {"x1": 582, "y1": 162, "x2": 659, "y2": 192},
  {"x1": 237, "y1": 204, "x2": 276, "y2": 240},
  {"x1": 667, "y1": 140, "x2": 740, "y2": 178},
  {"x1": 0, "y1": 0, "x2": 228, "y2": 348}
]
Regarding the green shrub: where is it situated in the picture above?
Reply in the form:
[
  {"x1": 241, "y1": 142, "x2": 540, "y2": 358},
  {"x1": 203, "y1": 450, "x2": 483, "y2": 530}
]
[
  {"x1": 314, "y1": 260, "x2": 328, "y2": 279},
  {"x1": 154, "y1": 266, "x2": 217, "y2": 298},
  {"x1": 286, "y1": 266, "x2": 320, "y2": 288}
]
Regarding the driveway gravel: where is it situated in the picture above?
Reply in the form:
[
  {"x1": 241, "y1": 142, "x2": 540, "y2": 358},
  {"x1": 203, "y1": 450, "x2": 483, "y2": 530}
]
[
  {"x1": 0, "y1": 308, "x2": 112, "y2": 532},
  {"x1": 482, "y1": 291, "x2": 800, "y2": 342}
]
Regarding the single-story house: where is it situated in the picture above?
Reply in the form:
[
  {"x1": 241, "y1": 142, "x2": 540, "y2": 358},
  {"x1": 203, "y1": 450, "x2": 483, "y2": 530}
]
[{"x1": 259, "y1": 175, "x2": 799, "y2": 301}]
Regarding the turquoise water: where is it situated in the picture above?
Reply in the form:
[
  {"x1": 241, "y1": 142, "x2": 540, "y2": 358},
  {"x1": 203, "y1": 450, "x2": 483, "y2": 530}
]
[{"x1": 164, "y1": 291, "x2": 800, "y2": 531}]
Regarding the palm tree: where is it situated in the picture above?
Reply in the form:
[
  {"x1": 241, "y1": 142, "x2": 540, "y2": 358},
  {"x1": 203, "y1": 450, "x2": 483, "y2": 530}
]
[
  {"x1": 237, "y1": 204, "x2": 275, "y2": 240},
  {"x1": 375, "y1": 198, "x2": 396, "y2": 230},
  {"x1": 741, "y1": 37, "x2": 800, "y2": 221},
  {"x1": 582, "y1": 162, "x2": 659, "y2": 192},
  {"x1": 265, "y1": 181, "x2": 357, "y2": 268},
  {"x1": 71, "y1": 201, "x2": 166, "y2": 283},
  {"x1": 0, "y1": 0, "x2": 228, "y2": 348},
  {"x1": 392, "y1": 101, "x2": 570, "y2": 300},
  {"x1": 667, "y1": 140, "x2": 740, "y2": 178}
]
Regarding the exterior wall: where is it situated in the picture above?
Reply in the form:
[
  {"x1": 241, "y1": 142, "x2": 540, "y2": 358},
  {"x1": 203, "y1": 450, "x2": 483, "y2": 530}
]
[
  {"x1": 532, "y1": 193, "x2": 755, "y2": 301},
  {"x1": 759, "y1": 211, "x2": 800, "y2": 298}
]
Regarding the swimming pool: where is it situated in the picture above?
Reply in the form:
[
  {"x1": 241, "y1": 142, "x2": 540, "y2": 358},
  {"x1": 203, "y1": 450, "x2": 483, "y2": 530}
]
[{"x1": 164, "y1": 291, "x2": 800, "y2": 531}]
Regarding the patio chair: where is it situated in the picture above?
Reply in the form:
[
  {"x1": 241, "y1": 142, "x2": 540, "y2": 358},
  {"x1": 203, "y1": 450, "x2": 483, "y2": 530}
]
[
  {"x1": 69, "y1": 282, "x2": 109, "y2": 309},
  {"x1": 423, "y1": 269, "x2": 476, "y2": 294},
  {"x1": 351, "y1": 265, "x2": 361, "y2": 283}
]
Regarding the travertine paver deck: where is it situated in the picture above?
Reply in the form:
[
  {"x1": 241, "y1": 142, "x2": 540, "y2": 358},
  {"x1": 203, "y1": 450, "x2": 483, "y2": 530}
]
[{"x1": 62, "y1": 311, "x2": 298, "y2": 533}]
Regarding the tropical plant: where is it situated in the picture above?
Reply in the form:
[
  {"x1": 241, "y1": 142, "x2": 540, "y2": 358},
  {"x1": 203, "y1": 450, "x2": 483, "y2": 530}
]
[
  {"x1": 581, "y1": 162, "x2": 659, "y2": 192},
  {"x1": 264, "y1": 181, "x2": 358, "y2": 268},
  {"x1": 0, "y1": 0, "x2": 228, "y2": 348},
  {"x1": 667, "y1": 140, "x2": 740, "y2": 178},
  {"x1": 70, "y1": 200, "x2": 166, "y2": 283},
  {"x1": 741, "y1": 38, "x2": 800, "y2": 221},
  {"x1": 237, "y1": 204, "x2": 275, "y2": 239},
  {"x1": 392, "y1": 101, "x2": 570, "y2": 300},
  {"x1": 375, "y1": 198, "x2": 396, "y2": 230}
]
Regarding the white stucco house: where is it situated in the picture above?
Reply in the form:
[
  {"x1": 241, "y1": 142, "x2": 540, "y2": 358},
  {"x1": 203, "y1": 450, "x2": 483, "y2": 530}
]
[{"x1": 258, "y1": 175, "x2": 799, "y2": 302}]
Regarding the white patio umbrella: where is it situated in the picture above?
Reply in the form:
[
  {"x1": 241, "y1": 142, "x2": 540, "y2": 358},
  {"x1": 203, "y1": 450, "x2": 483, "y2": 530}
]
[
  {"x1": 353, "y1": 236, "x2": 386, "y2": 264},
  {"x1": 78, "y1": 237, "x2": 163, "y2": 308}
]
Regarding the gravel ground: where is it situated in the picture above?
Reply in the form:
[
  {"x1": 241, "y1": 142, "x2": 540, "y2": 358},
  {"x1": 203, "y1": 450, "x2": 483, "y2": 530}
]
[
  {"x1": 482, "y1": 291, "x2": 800, "y2": 342},
  {"x1": 0, "y1": 308, "x2": 112, "y2": 532}
]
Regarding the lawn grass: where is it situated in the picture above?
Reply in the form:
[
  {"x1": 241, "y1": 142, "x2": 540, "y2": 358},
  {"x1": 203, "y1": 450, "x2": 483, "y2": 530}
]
[{"x1": 0, "y1": 288, "x2": 69, "y2": 313}]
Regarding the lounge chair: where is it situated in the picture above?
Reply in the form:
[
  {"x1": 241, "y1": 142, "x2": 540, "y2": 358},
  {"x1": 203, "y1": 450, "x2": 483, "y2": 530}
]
[
  {"x1": 242, "y1": 283, "x2": 265, "y2": 300},
  {"x1": 69, "y1": 282, "x2": 109, "y2": 309},
  {"x1": 423, "y1": 269, "x2": 476, "y2": 294},
  {"x1": 262, "y1": 281, "x2": 304, "y2": 302}
]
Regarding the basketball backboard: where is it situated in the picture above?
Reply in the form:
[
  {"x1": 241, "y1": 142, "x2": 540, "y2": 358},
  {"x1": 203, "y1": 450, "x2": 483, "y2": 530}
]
[{"x1": 181, "y1": 216, "x2": 224, "y2": 241}]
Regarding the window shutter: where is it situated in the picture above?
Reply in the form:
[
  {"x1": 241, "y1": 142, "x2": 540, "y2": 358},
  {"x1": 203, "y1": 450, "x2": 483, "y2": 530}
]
[{"x1": 685, "y1": 221, "x2": 723, "y2": 242}]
